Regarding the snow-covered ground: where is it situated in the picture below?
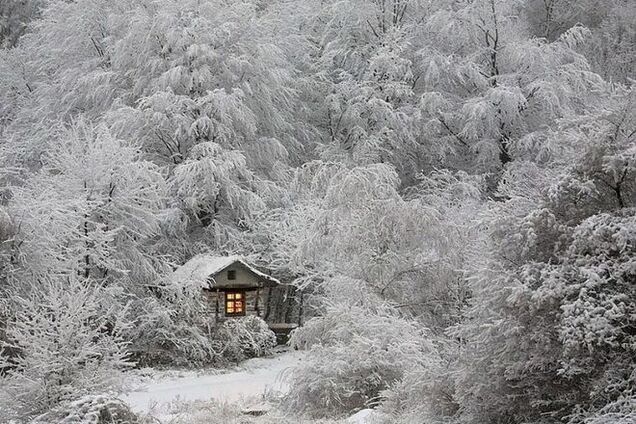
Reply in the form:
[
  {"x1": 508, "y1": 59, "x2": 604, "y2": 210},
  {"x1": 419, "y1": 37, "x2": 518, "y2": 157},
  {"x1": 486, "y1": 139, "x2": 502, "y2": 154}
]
[{"x1": 123, "y1": 349, "x2": 304, "y2": 417}]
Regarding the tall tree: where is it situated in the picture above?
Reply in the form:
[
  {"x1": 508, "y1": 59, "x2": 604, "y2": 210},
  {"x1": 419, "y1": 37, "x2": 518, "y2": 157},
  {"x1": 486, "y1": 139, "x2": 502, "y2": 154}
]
[
  {"x1": 453, "y1": 86, "x2": 635, "y2": 423},
  {"x1": 6, "y1": 119, "x2": 166, "y2": 287}
]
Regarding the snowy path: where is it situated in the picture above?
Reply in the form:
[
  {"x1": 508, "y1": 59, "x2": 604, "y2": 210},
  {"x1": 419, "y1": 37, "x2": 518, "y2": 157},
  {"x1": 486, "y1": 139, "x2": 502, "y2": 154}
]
[{"x1": 122, "y1": 349, "x2": 304, "y2": 415}]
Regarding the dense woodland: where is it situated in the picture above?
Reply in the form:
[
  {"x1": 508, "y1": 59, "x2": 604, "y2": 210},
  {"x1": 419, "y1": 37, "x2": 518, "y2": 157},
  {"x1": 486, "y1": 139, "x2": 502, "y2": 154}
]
[{"x1": 0, "y1": 0, "x2": 634, "y2": 423}]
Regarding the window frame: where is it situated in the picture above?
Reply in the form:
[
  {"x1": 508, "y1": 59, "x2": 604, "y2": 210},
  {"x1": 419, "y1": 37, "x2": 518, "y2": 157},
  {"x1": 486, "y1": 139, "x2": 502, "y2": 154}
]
[
  {"x1": 224, "y1": 290, "x2": 246, "y2": 316},
  {"x1": 227, "y1": 269, "x2": 237, "y2": 280}
]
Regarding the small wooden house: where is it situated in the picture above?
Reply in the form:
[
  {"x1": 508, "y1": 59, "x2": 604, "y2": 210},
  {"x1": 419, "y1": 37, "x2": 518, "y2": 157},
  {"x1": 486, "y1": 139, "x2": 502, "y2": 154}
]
[{"x1": 172, "y1": 255, "x2": 281, "y2": 322}]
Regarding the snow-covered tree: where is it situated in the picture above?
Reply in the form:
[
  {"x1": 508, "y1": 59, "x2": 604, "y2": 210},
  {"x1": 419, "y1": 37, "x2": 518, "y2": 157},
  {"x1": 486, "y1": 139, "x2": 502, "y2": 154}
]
[
  {"x1": 6, "y1": 119, "x2": 167, "y2": 287},
  {"x1": 452, "y1": 86, "x2": 635, "y2": 423},
  {"x1": 297, "y1": 1, "x2": 433, "y2": 182},
  {"x1": 415, "y1": 0, "x2": 609, "y2": 183},
  {"x1": 169, "y1": 142, "x2": 266, "y2": 250},
  {"x1": 103, "y1": 0, "x2": 303, "y2": 255},
  {"x1": 583, "y1": 1, "x2": 636, "y2": 84},
  {"x1": 0, "y1": 277, "x2": 132, "y2": 419},
  {"x1": 0, "y1": 0, "x2": 45, "y2": 48}
]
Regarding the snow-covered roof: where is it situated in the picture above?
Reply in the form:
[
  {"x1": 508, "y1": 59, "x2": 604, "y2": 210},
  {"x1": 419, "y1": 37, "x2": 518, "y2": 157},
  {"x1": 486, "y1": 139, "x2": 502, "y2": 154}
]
[{"x1": 171, "y1": 254, "x2": 280, "y2": 288}]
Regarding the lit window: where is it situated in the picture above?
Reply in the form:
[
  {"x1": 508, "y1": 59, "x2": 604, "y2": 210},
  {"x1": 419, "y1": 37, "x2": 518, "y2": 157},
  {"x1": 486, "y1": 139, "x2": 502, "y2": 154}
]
[{"x1": 225, "y1": 291, "x2": 245, "y2": 316}]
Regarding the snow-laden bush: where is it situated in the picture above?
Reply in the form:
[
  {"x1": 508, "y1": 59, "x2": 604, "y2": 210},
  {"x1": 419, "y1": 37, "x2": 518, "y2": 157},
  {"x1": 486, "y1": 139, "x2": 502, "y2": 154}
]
[
  {"x1": 126, "y1": 293, "x2": 218, "y2": 367},
  {"x1": 568, "y1": 395, "x2": 636, "y2": 424},
  {"x1": 124, "y1": 267, "x2": 220, "y2": 367},
  {"x1": 127, "y1": 262, "x2": 277, "y2": 367},
  {"x1": 284, "y1": 303, "x2": 439, "y2": 418},
  {"x1": 0, "y1": 278, "x2": 132, "y2": 419},
  {"x1": 213, "y1": 316, "x2": 277, "y2": 364},
  {"x1": 128, "y1": 278, "x2": 276, "y2": 367},
  {"x1": 376, "y1": 337, "x2": 459, "y2": 423},
  {"x1": 567, "y1": 399, "x2": 636, "y2": 424},
  {"x1": 372, "y1": 353, "x2": 477, "y2": 424},
  {"x1": 31, "y1": 394, "x2": 139, "y2": 424}
]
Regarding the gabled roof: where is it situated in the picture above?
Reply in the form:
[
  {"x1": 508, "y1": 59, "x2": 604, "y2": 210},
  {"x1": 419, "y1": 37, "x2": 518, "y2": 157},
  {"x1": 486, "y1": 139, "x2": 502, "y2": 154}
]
[{"x1": 171, "y1": 254, "x2": 280, "y2": 288}]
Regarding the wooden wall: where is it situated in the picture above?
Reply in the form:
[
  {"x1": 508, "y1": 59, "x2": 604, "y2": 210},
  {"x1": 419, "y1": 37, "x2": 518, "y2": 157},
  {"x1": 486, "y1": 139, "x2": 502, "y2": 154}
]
[
  {"x1": 209, "y1": 262, "x2": 263, "y2": 289},
  {"x1": 203, "y1": 288, "x2": 268, "y2": 322}
]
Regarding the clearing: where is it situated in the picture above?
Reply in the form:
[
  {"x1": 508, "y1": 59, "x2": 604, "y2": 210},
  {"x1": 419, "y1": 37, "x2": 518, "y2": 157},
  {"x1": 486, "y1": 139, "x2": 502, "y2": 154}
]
[
  {"x1": 122, "y1": 349, "x2": 304, "y2": 418},
  {"x1": 122, "y1": 349, "x2": 378, "y2": 423}
]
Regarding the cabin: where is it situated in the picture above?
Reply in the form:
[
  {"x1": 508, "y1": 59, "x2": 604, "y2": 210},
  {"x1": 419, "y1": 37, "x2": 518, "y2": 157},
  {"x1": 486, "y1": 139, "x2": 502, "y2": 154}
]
[
  {"x1": 172, "y1": 255, "x2": 298, "y2": 342},
  {"x1": 172, "y1": 254, "x2": 298, "y2": 343},
  {"x1": 172, "y1": 255, "x2": 281, "y2": 322}
]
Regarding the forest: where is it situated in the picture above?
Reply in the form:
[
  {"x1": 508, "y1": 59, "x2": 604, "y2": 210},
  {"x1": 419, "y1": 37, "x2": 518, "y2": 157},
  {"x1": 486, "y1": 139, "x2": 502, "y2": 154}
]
[{"x1": 0, "y1": 0, "x2": 634, "y2": 423}]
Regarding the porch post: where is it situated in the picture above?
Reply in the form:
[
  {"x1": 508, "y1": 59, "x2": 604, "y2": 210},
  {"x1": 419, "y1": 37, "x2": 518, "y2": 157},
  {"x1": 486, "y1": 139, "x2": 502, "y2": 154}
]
[
  {"x1": 255, "y1": 284, "x2": 261, "y2": 317},
  {"x1": 264, "y1": 286, "x2": 272, "y2": 321},
  {"x1": 298, "y1": 288, "x2": 304, "y2": 327},
  {"x1": 215, "y1": 288, "x2": 220, "y2": 323}
]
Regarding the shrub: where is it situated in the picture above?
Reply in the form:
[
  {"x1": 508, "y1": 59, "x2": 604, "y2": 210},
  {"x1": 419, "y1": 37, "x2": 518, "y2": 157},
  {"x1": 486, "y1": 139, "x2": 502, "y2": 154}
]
[
  {"x1": 213, "y1": 316, "x2": 277, "y2": 364},
  {"x1": 126, "y1": 294, "x2": 218, "y2": 367},
  {"x1": 566, "y1": 371, "x2": 636, "y2": 424},
  {"x1": 377, "y1": 338, "x2": 459, "y2": 423},
  {"x1": 126, "y1": 273, "x2": 276, "y2": 368},
  {"x1": 284, "y1": 304, "x2": 439, "y2": 418},
  {"x1": 0, "y1": 278, "x2": 132, "y2": 419},
  {"x1": 127, "y1": 285, "x2": 276, "y2": 367},
  {"x1": 31, "y1": 394, "x2": 139, "y2": 424}
]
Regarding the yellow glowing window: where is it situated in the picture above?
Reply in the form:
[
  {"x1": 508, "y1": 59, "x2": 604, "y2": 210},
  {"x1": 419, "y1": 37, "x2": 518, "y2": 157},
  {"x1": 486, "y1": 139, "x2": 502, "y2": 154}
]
[{"x1": 225, "y1": 291, "x2": 245, "y2": 316}]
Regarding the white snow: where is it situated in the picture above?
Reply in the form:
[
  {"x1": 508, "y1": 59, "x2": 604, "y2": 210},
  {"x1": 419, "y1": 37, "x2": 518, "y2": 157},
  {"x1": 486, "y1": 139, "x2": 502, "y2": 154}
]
[
  {"x1": 122, "y1": 349, "x2": 303, "y2": 415},
  {"x1": 347, "y1": 409, "x2": 377, "y2": 423},
  {"x1": 171, "y1": 254, "x2": 280, "y2": 288}
]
